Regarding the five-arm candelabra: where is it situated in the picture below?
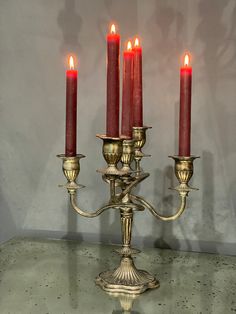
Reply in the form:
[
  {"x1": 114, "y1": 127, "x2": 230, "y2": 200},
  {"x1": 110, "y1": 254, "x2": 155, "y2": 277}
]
[{"x1": 58, "y1": 127, "x2": 199, "y2": 295}]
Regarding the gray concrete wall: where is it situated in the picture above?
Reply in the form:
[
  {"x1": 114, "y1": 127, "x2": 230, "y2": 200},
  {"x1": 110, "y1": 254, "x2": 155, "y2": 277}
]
[{"x1": 0, "y1": 0, "x2": 235, "y2": 254}]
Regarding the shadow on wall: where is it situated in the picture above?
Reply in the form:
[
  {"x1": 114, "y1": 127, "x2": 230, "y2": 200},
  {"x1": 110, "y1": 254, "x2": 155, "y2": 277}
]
[
  {"x1": 193, "y1": 151, "x2": 222, "y2": 253},
  {"x1": 58, "y1": 0, "x2": 83, "y2": 54},
  {"x1": 62, "y1": 200, "x2": 83, "y2": 310},
  {"x1": 193, "y1": 151, "x2": 216, "y2": 313},
  {"x1": 193, "y1": 0, "x2": 235, "y2": 252},
  {"x1": 142, "y1": 164, "x2": 184, "y2": 250},
  {"x1": 146, "y1": 0, "x2": 184, "y2": 76},
  {"x1": 194, "y1": 0, "x2": 236, "y2": 154},
  {"x1": 0, "y1": 187, "x2": 17, "y2": 243}
]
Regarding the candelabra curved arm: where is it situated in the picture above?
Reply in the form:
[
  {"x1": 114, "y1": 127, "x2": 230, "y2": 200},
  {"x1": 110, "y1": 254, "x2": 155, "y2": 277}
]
[
  {"x1": 58, "y1": 153, "x2": 145, "y2": 219},
  {"x1": 69, "y1": 192, "x2": 118, "y2": 218},
  {"x1": 69, "y1": 192, "x2": 143, "y2": 218},
  {"x1": 130, "y1": 155, "x2": 199, "y2": 221},
  {"x1": 130, "y1": 193, "x2": 187, "y2": 221}
]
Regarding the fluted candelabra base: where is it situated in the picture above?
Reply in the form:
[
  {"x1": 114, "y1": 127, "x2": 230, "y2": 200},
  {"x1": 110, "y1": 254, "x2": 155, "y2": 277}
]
[{"x1": 95, "y1": 255, "x2": 159, "y2": 294}]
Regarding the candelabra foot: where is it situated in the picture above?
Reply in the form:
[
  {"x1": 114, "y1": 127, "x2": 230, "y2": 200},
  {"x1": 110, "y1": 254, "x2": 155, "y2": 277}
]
[{"x1": 95, "y1": 256, "x2": 159, "y2": 295}]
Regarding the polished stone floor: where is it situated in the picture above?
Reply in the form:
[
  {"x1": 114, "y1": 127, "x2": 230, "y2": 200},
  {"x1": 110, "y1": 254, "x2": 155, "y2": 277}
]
[{"x1": 0, "y1": 238, "x2": 235, "y2": 314}]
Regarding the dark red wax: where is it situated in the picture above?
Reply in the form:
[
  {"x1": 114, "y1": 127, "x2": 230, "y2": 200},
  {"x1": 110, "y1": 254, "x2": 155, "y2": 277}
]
[
  {"x1": 121, "y1": 50, "x2": 134, "y2": 138},
  {"x1": 106, "y1": 33, "x2": 120, "y2": 137},
  {"x1": 133, "y1": 46, "x2": 143, "y2": 127},
  {"x1": 65, "y1": 69, "x2": 77, "y2": 156},
  {"x1": 179, "y1": 66, "x2": 192, "y2": 156}
]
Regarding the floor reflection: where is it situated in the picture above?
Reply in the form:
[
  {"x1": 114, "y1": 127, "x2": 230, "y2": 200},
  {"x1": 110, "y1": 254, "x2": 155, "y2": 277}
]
[{"x1": 108, "y1": 292, "x2": 141, "y2": 314}]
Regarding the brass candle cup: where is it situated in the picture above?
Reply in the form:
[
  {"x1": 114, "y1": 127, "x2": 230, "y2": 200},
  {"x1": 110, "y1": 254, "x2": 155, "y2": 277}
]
[
  {"x1": 169, "y1": 155, "x2": 199, "y2": 193},
  {"x1": 132, "y1": 126, "x2": 149, "y2": 157},
  {"x1": 96, "y1": 134, "x2": 129, "y2": 176},
  {"x1": 57, "y1": 154, "x2": 85, "y2": 191},
  {"x1": 120, "y1": 139, "x2": 135, "y2": 173},
  {"x1": 132, "y1": 126, "x2": 151, "y2": 174}
]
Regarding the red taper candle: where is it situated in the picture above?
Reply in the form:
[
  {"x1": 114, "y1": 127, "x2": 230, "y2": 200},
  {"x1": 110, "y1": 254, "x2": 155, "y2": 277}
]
[
  {"x1": 106, "y1": 24, "x2": 120, "y2": 137},
  {"x1": 133, "y1": 37, "x2": 143, "y2": 127},
  {"x1": 179, "y1": 53, "x2": 192, "y2": 156},
  {"x1": 65, "y1": 56, "x2": 77, "y2": 156},
  {"x1": 121, "y1": 41, "x2": 134, "y2": 138}
]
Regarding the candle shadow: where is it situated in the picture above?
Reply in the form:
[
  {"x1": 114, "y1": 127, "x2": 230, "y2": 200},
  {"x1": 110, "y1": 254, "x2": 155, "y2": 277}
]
[
  {"x1": 0, "y1": 185, "x2": 17, "y2": 244},
  {"x1": 57, "y1": 0, "x2": 83, "y2": 54},
  {"x1": 193, "y1": 0, "x2": 236, "y2": 158},
  {"x1": 192, "y1": 150, "x2": 220, "y2": 313},
  {"x1": 193, "y1": 0, "x2": 235, "y2": 244},
  {"x1": 146, "y1": 0, "x2": 184, "y2": 77},
  {"x1": 151, "y1": 166, "x2": 181, "y2": 250},
  {"x1": 194, "y1": 0, "x2": 233, "y2": 76},
  {"x1": 62, "y1": 200, "x2": 83, "y2": 310},
  {"x1": 143, "y1": 165, "x2": 178, "y2": 311}
]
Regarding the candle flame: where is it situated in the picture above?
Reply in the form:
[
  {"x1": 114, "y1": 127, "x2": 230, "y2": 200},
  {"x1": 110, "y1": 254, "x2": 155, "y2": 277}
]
[
  {"x1": 184, "y1": 53, "x2": 190, "y2": 66},
  {"x1": 69, "y1": 56, "x2": 74, "y2": 70},
  {"x1": 127, "y1": 41, "x2": 132, "y2": 51},
  {"x1": 134, "y1": 37, "x2": 139, "y2": 47},
  {"x1": 110, "y1": 24, "x2": 116, "y2": 34}
]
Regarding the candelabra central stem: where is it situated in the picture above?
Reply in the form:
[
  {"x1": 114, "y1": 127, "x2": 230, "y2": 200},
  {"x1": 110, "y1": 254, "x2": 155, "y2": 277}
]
[{"x1": 120, "y1": 209, "x2": 132, "y2": 249}]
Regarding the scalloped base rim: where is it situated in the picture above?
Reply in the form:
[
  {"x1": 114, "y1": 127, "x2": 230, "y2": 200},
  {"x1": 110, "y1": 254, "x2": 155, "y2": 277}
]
[
  {"x1": 95, "y1": 257, "x2": 160, "y2": 295},
  {"x1": 96, "y1": 270, "x2": 159, "y2": 294}
]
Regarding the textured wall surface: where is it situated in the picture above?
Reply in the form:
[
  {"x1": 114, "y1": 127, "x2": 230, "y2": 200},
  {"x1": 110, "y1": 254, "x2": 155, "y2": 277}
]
[{"x1": 0, "y1": 0, "x2": 235, "y2": 254}]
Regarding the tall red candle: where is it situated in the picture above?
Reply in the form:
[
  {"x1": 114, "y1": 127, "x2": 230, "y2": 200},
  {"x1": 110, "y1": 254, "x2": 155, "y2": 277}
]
[
  {"x1": 65, "y1": 56, "x2": 78, "y2": 157},
  {"x1": 179, "y1": 53, "x2": 192, "y2": 156},
  {"x1": 133, "y1": 37, "x2": 143, "y2": 127},
  {"x1": 106, "y1": 24, "x2": 120, "y2": 137},
  {"x1": 121, "y1": 41, "x2": 134, "y2": 138}
]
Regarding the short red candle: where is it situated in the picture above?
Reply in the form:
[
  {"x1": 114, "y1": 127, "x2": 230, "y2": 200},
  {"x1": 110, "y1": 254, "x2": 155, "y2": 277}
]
[
  {"x1": 179, "y1": 53, "x2": 192, "y2": 156},
  {"x1": 121, "y1": 41, "x2": 134, "y2": 138},
  {"x1": 106, "y1": 24, "x2": 120, "y2": 137},
  {"x1": 65, "y1": 56, "x2": 78, "y2": 157},
  {"x1": 133, "y1": 37, "x2": 143, "y2": 127}
]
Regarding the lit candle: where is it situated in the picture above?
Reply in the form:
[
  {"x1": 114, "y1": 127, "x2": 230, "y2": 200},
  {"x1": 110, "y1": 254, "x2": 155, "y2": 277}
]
[
  {"x1": 179, "y1": 53, "x2": 192, "y2": 156},
  {"x1": 121, "y1": 41, "x2": 134, "y2": 138},
  {"x1": 106, "y1": 24, "x2": 120, "y2": 137},
  {"x1": 65, "y1": 55, "x2": 78, "y2": 157},
  {"x1": 133, "y1": 37, "x2": 143, "y2": 127}
]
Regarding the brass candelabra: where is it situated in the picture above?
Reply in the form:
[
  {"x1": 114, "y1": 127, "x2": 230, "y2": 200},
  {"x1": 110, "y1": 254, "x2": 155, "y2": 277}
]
[{"x1": 58, "y1": 127, "x2": 199, "y2": 295}]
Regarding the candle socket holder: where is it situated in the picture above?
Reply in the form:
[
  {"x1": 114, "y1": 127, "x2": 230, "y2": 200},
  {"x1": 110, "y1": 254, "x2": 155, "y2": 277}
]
[{"x1": 58, "y1": 127, "x2": 199, "y2": 294}]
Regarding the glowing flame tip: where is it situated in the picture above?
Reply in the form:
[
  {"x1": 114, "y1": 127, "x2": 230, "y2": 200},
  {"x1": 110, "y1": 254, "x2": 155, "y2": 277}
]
[
  {"x1": 134, "y1": 37, "x2": 139, "y2": 47},
  {"x1": 184, "y1": 53, "x2": 190, "y2": 66},
  {"x1": 69, "y1": 56, "x2": 74, "y2": 70},
  {"x1": 127, "y1": 41, "x2": 132, "y2": 51},
  {"x1": 110, "y1": 24, "x2": 116, "y2": 34}
]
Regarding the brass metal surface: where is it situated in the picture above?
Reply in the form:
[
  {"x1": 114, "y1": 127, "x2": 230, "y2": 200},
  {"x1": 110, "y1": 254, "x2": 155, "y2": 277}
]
[
  {"x1": 57, "y1": 154, "x2": 85, "y2": 190},
  {"x1": 58, "y1": 127, "x2": 199, "y2": 295},
  {"x1": 96, "y1": 255, "x2": 159, "y2": 294},
  {"x1": 96, "y1": 134, "x2": 126, "y2": 176},
  {"x1": 132, "y1": 127, "x2": 151, "y2": 175},
  {"x1": 120, "y1": 139, "x2": 135, "y2": 173}
]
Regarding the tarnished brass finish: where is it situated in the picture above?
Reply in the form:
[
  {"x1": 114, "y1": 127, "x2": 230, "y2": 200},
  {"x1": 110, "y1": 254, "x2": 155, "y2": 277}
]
[
  {"x1": 131, "y1": 155, "x2": 199, "y2": 221},
  {"x1": 170, "y1": 156, "x2": 199, "y2": 193},
  {"x1": 96, "y1": 134, "x2": 126, "y2": 176},
  {"x1": 132, "y1": 127, "x2": 148, "y2": 156},
  {"x1": 57, "y1": 154, "x2": 85, "y2": 190},
  {"x1": 96, "y1": 203, "x2": 159, "y2": 294},
  {"x1": 120, "y1": 139, "x2": 135, "y2": 173},
  {"x1": 96, "y1": 255, "x2": 159, "y2": 294},
  {"x1": 132, "y1": 127, "x2": 151, "y2": 175},
  {"x1": 58, "y1": 127, "x2": 199, "y2": 295}
]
